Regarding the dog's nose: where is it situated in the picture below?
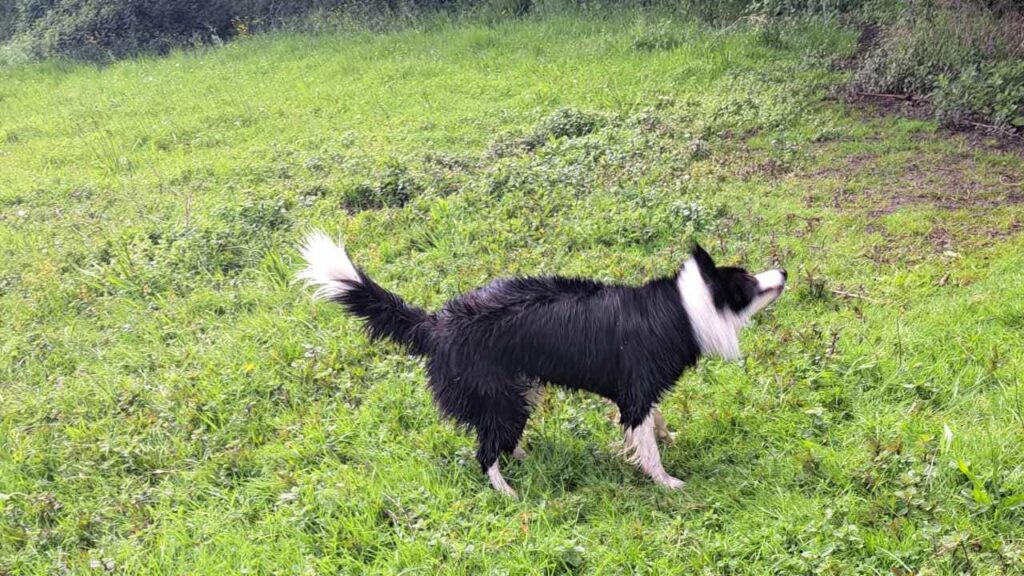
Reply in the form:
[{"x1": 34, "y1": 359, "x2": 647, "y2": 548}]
[{"x1": 780, "y1": 269, "x2": 788, "y2": 281}]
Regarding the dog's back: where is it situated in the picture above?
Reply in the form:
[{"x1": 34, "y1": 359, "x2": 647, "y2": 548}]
[{"x1": 432, "y1": 275, "x2": 697, "y2": 400}]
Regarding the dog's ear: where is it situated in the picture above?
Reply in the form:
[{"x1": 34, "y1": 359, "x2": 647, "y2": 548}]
[{"x1": 691, "y1": 242, "x2": 716, "y2": 277}]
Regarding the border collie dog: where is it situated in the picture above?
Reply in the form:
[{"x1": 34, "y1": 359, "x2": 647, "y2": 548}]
[{"x1": 298, "y1": 232, "x2": 786, "y2": 496}]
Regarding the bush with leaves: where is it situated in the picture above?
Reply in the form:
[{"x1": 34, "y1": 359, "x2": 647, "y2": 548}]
[
  {"x1": 933, "y1": 61, "x2": 1024, "y2": 130},
  {"x1": 0, "y1": 0, "x2": 469, "y2": 61},
  {"x1": 849, "y1": 1, "x2": 1024, "y2": 130}
]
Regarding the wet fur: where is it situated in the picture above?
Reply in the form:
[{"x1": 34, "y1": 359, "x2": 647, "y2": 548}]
[{"x1": 298, "y1": 232, "x2": 784, "y2": 495}]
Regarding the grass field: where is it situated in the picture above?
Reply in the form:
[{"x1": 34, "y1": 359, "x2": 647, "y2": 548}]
[{"x1": 2, "y1": 11, "x2": 1024, "y2": 574}]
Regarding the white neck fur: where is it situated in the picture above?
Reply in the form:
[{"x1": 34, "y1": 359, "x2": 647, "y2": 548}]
[{"x1": 677, "y1": 258, "x2": 744, "y2": 361}]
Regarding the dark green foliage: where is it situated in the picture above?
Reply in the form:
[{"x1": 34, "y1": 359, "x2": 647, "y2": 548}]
[
  {"x1": 342, "y1": 161, "x2": 422, "y2": 210},
  {"x1": 746, "y1": 0, "x2": 865, "y2": 18},
  {"x1": 933, "y1": 61, "x2": 1024, "y2": 130},
  {"x1": 481, "y1": 0, "x2": 533, "y2": 19},
  {"x1": 848, "y1": 1, "x2": 1024, "y2": 130},
  {"x1": 5, "y1": 0, "x2": 235, "y2": 60},
  {"x1": 0, "y1": 0, "x2": 466, "y2": 61},
  {"x1": 0, "y1": 1, "x2": 18, "y2": 42},
  {"x1": 532, "y1": 107, "x2": 601, "y2": 140}
]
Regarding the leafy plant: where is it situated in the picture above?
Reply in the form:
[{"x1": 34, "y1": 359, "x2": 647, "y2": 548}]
[
  {"x1": 631, "y1": 19, "x2": 682, "y2": 52},
  {"x1": 849, "y1": 1, "x2": 1024, "y2": 130},
  {"x1": 933, "y1": 61, "x2": 1024, "y2": 129}
]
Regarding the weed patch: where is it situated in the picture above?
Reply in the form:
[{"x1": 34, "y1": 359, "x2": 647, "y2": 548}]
[
  {"x1": 631, "y1": 19, "x2": 684, "y2": 52},
  {"x1": 847, "y1": 2, "x2": 1024, "y2": 132}
]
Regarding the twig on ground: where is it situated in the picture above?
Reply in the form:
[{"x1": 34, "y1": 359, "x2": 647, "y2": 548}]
[
  {"x1": 855, "y1": 91, "x2": 915, "y2": 101},
  {"x1": 830, "y1": 288, "x2": 882, "y2": 304},
  {"x1": 964, "y1": 121, "x2": 1024, "y2": 141}
]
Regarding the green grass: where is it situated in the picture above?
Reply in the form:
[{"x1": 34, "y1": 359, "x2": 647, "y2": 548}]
[{"x1": 2, "y1": 11, "x2": 1024, "y2": 574}]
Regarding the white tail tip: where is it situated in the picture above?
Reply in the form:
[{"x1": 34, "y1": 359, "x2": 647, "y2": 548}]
[{"x1": 296, "y1": 230, "x2": 359, "y2": 300}]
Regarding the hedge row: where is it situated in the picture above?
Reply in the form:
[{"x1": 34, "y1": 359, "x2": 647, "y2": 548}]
[{"x1": 0, "y1": 0, "x2": 465, "y2": 61}]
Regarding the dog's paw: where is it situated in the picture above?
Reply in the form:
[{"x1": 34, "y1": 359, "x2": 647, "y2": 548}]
[
  {"x1": 658, "y1": 476, "x2": 686, "y2": 490},
  {"x1": 512, "y1": 445, "x2": 527, "y2": 460},
  {"x1": 487, "y1": 464, "x2": 519, "y2": 498},
  {"x1": 495, "y1": 484, "x2": 518, "y2": 498}
]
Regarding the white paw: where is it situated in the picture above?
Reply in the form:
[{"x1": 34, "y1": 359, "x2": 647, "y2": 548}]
[
  {"x1": 494, "y1": 484, "x2": 518, "y2": 498},
  {"x1": 512, "y1": 446, "x2": 527, "y2": 460},
  {"x1": 658, "y1": 475, "x2": 686, "y2": 490},
  {"x1": 487, "y1": 463, "x2": 519, "y2": 498}
]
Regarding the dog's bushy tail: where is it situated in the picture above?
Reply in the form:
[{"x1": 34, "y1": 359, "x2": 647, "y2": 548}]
[{"x1": 297, "y1": 231, "x2": 434, "y2": 356}]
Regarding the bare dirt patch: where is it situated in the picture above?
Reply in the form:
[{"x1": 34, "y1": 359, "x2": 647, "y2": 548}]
[
  {"x1": 804, "y1": 137, "x2": 1024, "y2": 250},
  {"x1": 834, "y1": 92, "x2": 1024, "y2": 152},
  {"x1": 736, "y1": 157, "x2": 790, "y2": 181},
  {"x1": 866, "y1": 159, "x2": 1024, "y2": 217},
  {"x1": 808, "y1": 148, "x2": 1023, "y2": 216},
  {"x1": 834, "y1": 93, "x2": 934, "y2": 123},
  {"x1": 806, "y1": 152, "x2": 878, "y2": 181}
]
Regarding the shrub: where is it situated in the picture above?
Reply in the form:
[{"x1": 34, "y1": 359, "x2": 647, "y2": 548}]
[
  {"x1": 849, "y1": 1, "x2": 1024, "y2": 130},
  {"x1": 932, "y1": 61, "x2": 1024, "y2": 130},
  {"x1": 0, "y1": 2, "x2": 16, "y2": 43},
  {"x1": 532, "y1": 107, "x2": 601, "y2": 141},
  {"x1": 0, "y1": 0, "x2": 460, "y2": 61},
  {"x1": 479, "y1": 0, "x2": 533, "y2": 20},
  {"x1": 746, "y1": 0, "x2": 866, "y2": 18},
  {"x1": 5, "y1": 0, "x2": 235, "y2": 60},
  {"x1": 341, "y1": 160, "x2": 422, "y2": 210}
]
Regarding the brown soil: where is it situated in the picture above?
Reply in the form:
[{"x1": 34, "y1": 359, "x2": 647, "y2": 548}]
[
  {"x1": 814, "y1": 152, "x2": 1023, "y2": 216},
  {"x1": 803, "y1": 135, "x2": 1024, "y2": 251}
]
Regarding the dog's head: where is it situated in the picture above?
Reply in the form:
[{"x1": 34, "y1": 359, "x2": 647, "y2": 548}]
[{"x1": 677, "y1": 243, "x2": 786, "y2": 360}]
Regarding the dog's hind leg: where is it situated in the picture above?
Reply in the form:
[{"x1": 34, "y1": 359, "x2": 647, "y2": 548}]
[
  {"x1": 652, "y1": 406, "x2": 675, "y2": 443},
  {"x1": 473, "y1": 384, "x2": 530, "y2": 497},
  {"x1": 485, "y1": 460, "x2": 516, "y2": 497},
  {"x1": 511, "y1": 445, "x2": 528, "y2": 460},
  {"x1": 427, "y1": 362, "x2": 524, "y2": 494},
  {"x1": 608, "y1": 403, "x2": 675, "y2": 444},
  {"x1": 478, "y1": 417, "x2": 527, "y2": 497},
  {"x1": 512, "y1": 383, "x2": 543, "y2": 460},
  {"x1": 622, "y1": 411, "x2": 685, "y2": 490}
]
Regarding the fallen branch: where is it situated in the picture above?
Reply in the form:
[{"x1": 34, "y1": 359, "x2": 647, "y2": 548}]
[
  {"x1": 964, "y1": 120, "x2": 1024, "y2": 141},
  {"x1": 855, "y1": 91, "x2": 915, "y2": 101}
]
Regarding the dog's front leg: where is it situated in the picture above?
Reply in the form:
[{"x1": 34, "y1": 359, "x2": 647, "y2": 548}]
[{"x1": 624, "y1": 413, "x2": 685, "y2": 489}]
